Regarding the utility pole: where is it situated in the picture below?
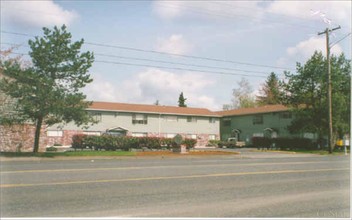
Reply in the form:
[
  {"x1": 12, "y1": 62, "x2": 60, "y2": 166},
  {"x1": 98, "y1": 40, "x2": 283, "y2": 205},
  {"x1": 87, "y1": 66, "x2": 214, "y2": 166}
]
[{"x1": 318, "y1": 25, "x2": 341, "y2": 154}]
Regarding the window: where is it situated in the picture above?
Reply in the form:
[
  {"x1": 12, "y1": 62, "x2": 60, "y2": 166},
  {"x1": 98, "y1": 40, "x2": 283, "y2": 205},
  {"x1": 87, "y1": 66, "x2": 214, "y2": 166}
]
[
  {"x1": 279, "y1": 112, "x2": 292, "y2": 119},
  {"x1": 209, "y1": 134, "x2": 216, "y2": 140},
  {"x1": 132, "y1": 114, "x2": 148, "y2": 124},
  {"x1": 253, "y1": 133, "x2": 264, "y2": 137},
  {"x1": 253, "y1": 115, "x2": 263, "y2": 125},
  {"x1": 132, "y1": 132, "x2": 147, "y2": 137},
  {"x1": 223, "y1": 118, "x2": 231, "y2": 127},
  {"x1": 83, "y1": 131, "x2": 101, "y2": 136},
  {"x1": 187, "y1": 134, "x2": 197, "y2": 139},
  {"x1": 166, "y1": 133, "x2": 176, "y2": 138},
  {"x1": 164, "y1": 115, "x2": 178, "y2": 122},
  {"x1": 209, "y1": 117, "x2": 216, "y2": 123},
  {"x1": 47, "y1": 130, "x2": 63, "y2": 137},
  {"x1": 89, "y1": 112, "x2": 102, "y2": 122},
  {"x1": 187, "y1": 116, "x2": 197, "y2": 123}
]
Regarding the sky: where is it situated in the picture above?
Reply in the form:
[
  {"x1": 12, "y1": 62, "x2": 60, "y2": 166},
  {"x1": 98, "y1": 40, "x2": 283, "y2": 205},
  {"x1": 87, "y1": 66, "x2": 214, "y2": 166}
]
[{"x1": 1, "y1": 0, "x2": 351, "y2": 111}]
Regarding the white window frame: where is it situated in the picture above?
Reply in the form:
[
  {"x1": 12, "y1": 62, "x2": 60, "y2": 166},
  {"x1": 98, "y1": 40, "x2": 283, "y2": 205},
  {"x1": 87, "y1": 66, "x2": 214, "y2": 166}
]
[
  {"x1": 47, "y1": 130, "x2": 63, "y2": 137},
  {"x1": 132, "y1": 114, "x2": 148, "y2": 124},
  {"x1": 187, "y1": 116, "x2": 197, "y2": 123},
  {"x1": 209, "y1": 117, "x2": 216, "y2": 123},
  {"x1": 132, "y1": 132, "x2": 148, "y2": 137},
  {"x1": 83, "y1": 131, "x2": 101, "y2": 136},
  {"x1": 164, "y1": 115, "x2": 178, "y2": 122},
  {"x1": 187, "y1": 134, "x2": 197, "y2": 139},
  {"x1": 209, "y1": 134, "x2": 216, "y2": 140},
  {"x1": 166, "y1": 133, "x2": 176, "y2": 138}
]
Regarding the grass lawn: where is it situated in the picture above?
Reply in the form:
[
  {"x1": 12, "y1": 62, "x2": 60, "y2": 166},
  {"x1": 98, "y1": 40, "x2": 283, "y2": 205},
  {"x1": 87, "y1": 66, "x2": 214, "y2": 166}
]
[{"x1": 0, "y1": 151, "x2": 136, "y2": 158}]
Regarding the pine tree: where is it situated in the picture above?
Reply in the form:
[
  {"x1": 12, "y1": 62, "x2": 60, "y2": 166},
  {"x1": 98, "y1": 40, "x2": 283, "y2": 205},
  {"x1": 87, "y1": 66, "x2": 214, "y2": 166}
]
[
  {"x1": 0, "y1": 25, "x2": 95, "y2": 152},
  {"x1": 178, "y1": 92, "x2": 187, "y2": 107},
  {"x1": 257, "y1": 72, "x2": 282, "y2": 105}
]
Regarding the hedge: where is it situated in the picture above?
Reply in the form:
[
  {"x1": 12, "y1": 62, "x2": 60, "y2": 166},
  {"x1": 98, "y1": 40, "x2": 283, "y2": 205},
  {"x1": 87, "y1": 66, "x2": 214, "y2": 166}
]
[
  {"x1": 252, "y1": 137, "x2": 316, "y2": 150},
  {"x1": 71, "y1": 135, "x2": 197, "y2": 151}
]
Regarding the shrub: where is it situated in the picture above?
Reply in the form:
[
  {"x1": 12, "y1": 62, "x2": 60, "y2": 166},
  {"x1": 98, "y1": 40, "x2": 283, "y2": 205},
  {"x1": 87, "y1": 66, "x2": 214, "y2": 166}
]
[
  {"x1": 183, "y1": 138, "x2": 197, "y2": 149},
  {"x1": 252, "y1": 137, "x2": 272, "y2": 148},
  {"x1": 207, "y1": 140, "x2": 220, "y2": 147},
  {"x1": 72, "y1": 134, "x2": 86, "y2": 150},
  {"x1": 46, "y1": 146, "x2": 58, "y2": 152},
  {"x1": 252, "y1": 137, "x2": 315, "y2": 150},
  {"x1": 160, "y1": 138, "x2": 173, "y2": 149}
]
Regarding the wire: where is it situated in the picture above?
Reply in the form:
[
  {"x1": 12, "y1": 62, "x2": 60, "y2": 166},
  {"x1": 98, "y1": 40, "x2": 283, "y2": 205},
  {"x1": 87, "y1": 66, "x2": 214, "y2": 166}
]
[
  {"x1": 1, "y1": 30, "x2": 294, "y2": 71},
  {"x1": 156, "y1": 2, "x2": 318, "y2": 30},
  {"x1": 330, "y1": 32, "x2": 352, "y2": 48},
  {"x1": 94, "y1": 60, "x2": 267, "y2": 78},
  {"x1": 1, "y1": 42, "x2": 283, "y2": 76},
  {"x1": 2, "y1": 51, "x2": 268, "y2": 78}
]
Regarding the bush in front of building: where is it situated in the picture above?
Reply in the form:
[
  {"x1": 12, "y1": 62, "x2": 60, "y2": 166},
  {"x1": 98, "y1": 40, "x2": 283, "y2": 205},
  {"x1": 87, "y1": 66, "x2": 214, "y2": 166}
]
[
  {"x1": 273, "y1": 137, "x2": 314, "y2": 150},
  {"x1": 183, "y1": 138, "x2": 197, "y2": 149},
  {"x1": 252, "y1": 137, "x2": 315, "y2": 150},
  {"x1": 71, "y1": 135, "x2": 179, "y2": 151},
  {"x1": 252, "y1": 137, "x2": 272, "y2": 149},
  {"x1": 72, "y1": 134, "x2": 86, "y2": 150}
]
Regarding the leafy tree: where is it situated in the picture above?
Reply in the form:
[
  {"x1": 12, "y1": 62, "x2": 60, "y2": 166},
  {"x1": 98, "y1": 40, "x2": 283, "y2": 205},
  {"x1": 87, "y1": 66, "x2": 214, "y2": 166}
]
[
  {"x1": 281, "y1": 51, "x2": 350, "y2": 151},
  {"x1": 257, "y1": 72, "x2": 282, "y2": 105},
  {"x1": 0, "y1": 25, "x2": 95, "y2": 152},
  {"x1": 178, "y1": 92, "x2": 187, "y2": 107},
  {"x1": 232, "y1": 77, "x2": 256, "y2": 109}
]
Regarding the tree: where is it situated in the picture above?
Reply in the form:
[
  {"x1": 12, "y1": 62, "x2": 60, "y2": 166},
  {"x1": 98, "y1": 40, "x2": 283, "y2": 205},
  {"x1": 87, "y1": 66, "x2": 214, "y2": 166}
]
[
  {"x1": 256, "y1": 72, "x2": 282, "y2": 105},
  {"x1": 281, "y1": 51, "x2": 350, "y2": 151},
  {"x1": 0, "y1": 25, "x2": 95, "y2": 152},
  {"x1": 178, "y1": 92, "x2": 187, "y2": 107},
  {"x1": 232, "y1": 77, "x2": 256, "y2": 109}
]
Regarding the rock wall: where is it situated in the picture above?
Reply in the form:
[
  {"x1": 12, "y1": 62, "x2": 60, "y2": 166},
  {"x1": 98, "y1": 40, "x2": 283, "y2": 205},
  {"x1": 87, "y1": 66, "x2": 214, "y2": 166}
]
[{"x1": 0, "y1": 124, "x2": 45, "y2": 152}]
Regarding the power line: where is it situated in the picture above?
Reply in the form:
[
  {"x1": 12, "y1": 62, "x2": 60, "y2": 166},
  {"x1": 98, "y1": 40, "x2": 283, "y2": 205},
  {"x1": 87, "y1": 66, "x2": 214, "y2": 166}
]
[
  {"x1": 1, "y1": 42, "x2": 282, "y2": 76},
  {"x1": 92, "y1": 60, "x2": 268, "y2": 78},
  {"x1": 156, "y1": 2, "x2": 318, "y2": 30},
  {"x1": 330, "y1": 32, "x2": 352, "y2": 48},
  {"x1": 3, "y1": 51, "x2": 268, "y2": 78},
  {"x1": 1, "y1": 30, "x2": 294, "y2": 71}
]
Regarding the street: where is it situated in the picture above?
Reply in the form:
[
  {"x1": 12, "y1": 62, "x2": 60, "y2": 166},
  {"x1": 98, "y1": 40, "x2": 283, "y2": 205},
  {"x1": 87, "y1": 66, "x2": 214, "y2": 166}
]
[{"x1": 0, "y1": 151, "x2": 350, "y2": 218}]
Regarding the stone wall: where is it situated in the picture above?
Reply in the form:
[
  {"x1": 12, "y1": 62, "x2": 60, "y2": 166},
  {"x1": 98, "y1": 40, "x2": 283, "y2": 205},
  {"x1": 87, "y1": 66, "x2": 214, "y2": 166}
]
[
  {"x1": 1, "y1": 125, "x2": 219, "y2": 152},
  {"x1": 0, "y1": 124, "x2": 46, "y2": 152},
  {"x1": 0, "y1": 124, "x2": 83, "y2": 152}
]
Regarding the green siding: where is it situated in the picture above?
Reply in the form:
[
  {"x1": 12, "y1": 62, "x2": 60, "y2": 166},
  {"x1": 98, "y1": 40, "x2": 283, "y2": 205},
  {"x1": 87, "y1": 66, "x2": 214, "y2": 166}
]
[{"x1": 220, "y1": 111, "x2": 295, "y2": 144}]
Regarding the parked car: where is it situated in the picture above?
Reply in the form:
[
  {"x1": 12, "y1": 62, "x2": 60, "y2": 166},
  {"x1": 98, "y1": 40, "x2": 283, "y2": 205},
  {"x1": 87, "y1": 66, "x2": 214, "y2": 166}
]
[{"x1": 218, "y1": 138, "x2": 245, "y2": 148}]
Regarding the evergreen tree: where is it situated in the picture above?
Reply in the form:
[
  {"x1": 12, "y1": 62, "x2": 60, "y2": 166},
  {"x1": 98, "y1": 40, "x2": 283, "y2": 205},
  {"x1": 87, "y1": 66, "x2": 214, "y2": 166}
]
[
  {"x1": 257, "y1": 72, "x2": 282, "y2": 105},
  {"x1": 282, "y1": 51, "x2": 350, "y2": 151},
  {"x1": 0, "y1": 25, "x2": 95, "y2": 152},
  {"x1": 178, "y1": 92, "x2": 187, "y2": 107}
]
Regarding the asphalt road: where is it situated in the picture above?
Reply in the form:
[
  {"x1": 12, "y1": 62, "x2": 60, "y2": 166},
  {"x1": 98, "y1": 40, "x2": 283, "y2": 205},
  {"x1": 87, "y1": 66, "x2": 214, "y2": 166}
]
[{"x1": 0, "y1": 151, "x2": 350, "y2": 218}]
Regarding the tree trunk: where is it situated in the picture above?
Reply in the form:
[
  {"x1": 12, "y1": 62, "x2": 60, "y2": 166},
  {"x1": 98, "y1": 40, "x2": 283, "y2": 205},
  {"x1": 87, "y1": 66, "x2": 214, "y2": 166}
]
[{"x1": 33, "y1": 116, "x2": 43, "y2": 153}]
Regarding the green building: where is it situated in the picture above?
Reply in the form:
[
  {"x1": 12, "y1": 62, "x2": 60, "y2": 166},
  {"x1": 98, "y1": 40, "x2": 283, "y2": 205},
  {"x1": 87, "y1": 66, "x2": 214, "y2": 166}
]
[{"x1": 218, "y1": 105, "x2": 301, "y2": 145}]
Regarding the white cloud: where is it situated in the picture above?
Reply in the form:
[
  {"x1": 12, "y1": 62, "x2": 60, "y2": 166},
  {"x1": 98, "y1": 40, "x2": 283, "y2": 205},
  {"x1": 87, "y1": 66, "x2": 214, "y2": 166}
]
[
  {"x1": 2, "y1": 1, "x2": 78, "y2": 28},
  {"x1": 152, "y1": 1, "x2": 184, "y2": 20},
  {"x1": 277, "y1": 36, "x2": 343, "y2": 66},
  {"x1": 83, "y1": 74, "x2": 122, "y2": 102},
  {"x1": 85, "y1": 69, "x2": 221, "y2": 110},
  {"x1": 266, "y1": 1, "x2": 351, "y2": 28},
  {"x1": 156, "y1": 34, "x2": 193, "y2": 55},
  {"x1": 152, "y1": 0, "x2": 265, "y2": 22}
]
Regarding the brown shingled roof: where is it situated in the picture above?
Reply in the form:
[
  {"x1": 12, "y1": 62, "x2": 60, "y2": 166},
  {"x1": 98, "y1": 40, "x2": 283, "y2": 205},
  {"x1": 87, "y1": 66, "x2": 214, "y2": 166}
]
[
  {"x1": 89, "y1": 101, "x2": 221, "y2": 117},
  {"x1": 217, "y1": 104, "x2": 289, "y2": 116}
]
